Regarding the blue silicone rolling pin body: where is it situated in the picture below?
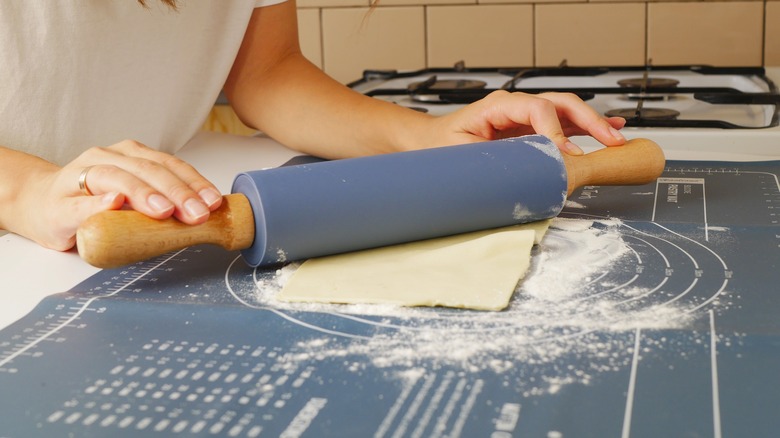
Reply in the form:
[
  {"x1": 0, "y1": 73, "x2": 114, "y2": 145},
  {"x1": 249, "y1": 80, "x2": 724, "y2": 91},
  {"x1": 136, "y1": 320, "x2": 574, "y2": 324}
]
[{"x1": 231, "y1": 135, "x2": 567, "y2": 267}]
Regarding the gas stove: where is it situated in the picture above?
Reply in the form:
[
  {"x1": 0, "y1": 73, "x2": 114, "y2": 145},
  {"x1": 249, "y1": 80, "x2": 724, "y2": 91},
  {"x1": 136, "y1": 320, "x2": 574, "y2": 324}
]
[{"x1": 350, "y1": 63, "x2": 780, "y2": 160}]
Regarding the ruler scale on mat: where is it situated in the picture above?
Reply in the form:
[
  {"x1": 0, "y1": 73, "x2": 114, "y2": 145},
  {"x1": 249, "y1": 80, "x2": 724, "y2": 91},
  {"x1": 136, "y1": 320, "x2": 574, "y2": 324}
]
[{"x1": 1, "y1": 160, "x2": 779, "y2": 437}]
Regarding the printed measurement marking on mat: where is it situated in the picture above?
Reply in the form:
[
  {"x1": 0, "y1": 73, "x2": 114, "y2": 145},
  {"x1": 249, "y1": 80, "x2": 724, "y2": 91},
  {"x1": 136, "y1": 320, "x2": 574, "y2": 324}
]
[
  {"x1": 0, "y1": 252, "x2": 183, "y2": 372},
  {"x1": 652, "y1": 177, "x2": 708, "y2": 230},
  {"x1": 655, "y1": 166, "x2": 780, "y2": 235},
  {"x1": 621, "y1": 310, "x2": 722, "y2": 438}
]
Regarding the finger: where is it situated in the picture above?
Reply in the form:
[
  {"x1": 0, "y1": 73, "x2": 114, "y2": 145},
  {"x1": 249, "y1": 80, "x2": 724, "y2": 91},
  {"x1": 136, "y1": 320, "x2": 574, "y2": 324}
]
[
  {"x1": 558, "y1": 117, "x2": 623, "y2": 138},
  {"x1": 609, "y1": 116, "x2": 627, "y2": 130},
  {"x1": 497, "y1": 92, "x2": 584, "y2": 155},
  {"x1": 559, "y1": 116, "x2": 627, "y2": 145},
  {"x1": 601, "y1": 117, "x2": 628, "y2": 147},
  {"x1": 69, "y1": 192, "x2": 126, "y2": 228},
  {"x1": 79, "y1": 147, "x2": 211, "y2": 224},
  {"x1": 122, "y1": 159, "x2": 213, "y2": 224},
  {"x1": 158, "y1": 154, "x2": 223, "y2": 211},
  {"x1": 76, "y1": 164, "x2": 194, "y2": 221},
  {"x1": 540, "y1": 93, "x2": 627, "y2": 146},
  {"x1": 108, "y1": 140, "x2": 222, "y2": 211},
  {"x1": 45, "y1": 192, "x2": 125, "y2": 251}
]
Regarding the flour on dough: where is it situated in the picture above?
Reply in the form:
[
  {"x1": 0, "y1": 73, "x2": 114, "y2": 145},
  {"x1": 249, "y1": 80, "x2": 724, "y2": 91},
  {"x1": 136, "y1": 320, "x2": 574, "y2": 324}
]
[{"x1": 277, "y1": 221, "x2": 550, "y2": 311}]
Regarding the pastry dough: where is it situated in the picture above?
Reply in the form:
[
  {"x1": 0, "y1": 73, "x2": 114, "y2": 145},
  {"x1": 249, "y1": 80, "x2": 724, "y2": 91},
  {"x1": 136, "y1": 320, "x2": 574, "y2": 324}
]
[{"x1": 277, "y1": 221, "x2": 550, "y2": 311}]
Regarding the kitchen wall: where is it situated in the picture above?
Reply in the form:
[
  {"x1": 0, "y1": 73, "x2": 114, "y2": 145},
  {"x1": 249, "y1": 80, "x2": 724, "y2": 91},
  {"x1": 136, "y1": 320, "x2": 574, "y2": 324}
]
[
  {"x1": 300, "y1": 0, "x2": 780, "y2": 83},
  {"x1": 203, "y1": 0, "x2": 780, "y2": 133}
]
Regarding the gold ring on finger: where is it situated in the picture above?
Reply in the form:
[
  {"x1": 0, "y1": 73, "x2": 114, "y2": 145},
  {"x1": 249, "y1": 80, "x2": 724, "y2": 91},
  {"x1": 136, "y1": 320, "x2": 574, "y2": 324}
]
[{"x1": 78, "y1": 166, "x2": 95, "y2": 196}]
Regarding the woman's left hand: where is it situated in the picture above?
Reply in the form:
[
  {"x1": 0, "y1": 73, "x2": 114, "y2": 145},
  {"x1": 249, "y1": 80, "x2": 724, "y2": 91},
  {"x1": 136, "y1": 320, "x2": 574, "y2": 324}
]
[{"x1": 426, "y1": 90, "x2": 627, "y2": 155}]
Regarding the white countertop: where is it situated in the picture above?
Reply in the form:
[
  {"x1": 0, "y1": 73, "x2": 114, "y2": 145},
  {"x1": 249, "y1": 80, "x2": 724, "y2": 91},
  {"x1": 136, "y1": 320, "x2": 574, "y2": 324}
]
[{"x1": 3, "y1": 104, "x2": 780, "y2": 330}]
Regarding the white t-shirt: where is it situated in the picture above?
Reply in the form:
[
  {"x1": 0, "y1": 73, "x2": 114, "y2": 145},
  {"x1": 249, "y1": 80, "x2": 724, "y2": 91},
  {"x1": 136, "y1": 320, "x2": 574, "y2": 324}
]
[{"x1": 0, "y1": 0, "x2": 284, "y2": 166}]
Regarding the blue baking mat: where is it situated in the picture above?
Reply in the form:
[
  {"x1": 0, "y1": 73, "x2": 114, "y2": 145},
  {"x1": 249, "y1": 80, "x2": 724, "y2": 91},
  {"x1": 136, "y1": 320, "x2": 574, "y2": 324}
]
[{"x1": 1, "y1": 160, "x2": 779, "y2": 437}]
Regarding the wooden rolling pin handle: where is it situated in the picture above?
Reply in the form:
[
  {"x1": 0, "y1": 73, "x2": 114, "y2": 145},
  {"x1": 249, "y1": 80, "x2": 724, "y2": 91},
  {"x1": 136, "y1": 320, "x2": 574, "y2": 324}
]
[
  {"x1": 76, "y1": 193, "x2": 255, "y2": 269},
  {"x1": 563, "y1": 138, "x2": 666, "y2": 196}
]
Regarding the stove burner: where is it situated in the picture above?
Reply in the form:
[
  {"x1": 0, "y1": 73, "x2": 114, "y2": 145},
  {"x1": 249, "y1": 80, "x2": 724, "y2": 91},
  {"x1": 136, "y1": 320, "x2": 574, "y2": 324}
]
[
  {"x1": 408, "y1": 78, "x2": 488, "y2": 91},
  {"x1": 620, "y1": 94, "x2": 678, "y2": 102},
  {"x1": 605, "y1": 108, "x2": 681, "y2": 120},
  {"x1": 617, "y1": 77, "x2": 680, "y2": 88},
  {"x1": 618, "y1": 77, "x2": 681, "y2": 101},
  {"x1": 408, "y1": 77, "x2": 489, "y2": 103}
]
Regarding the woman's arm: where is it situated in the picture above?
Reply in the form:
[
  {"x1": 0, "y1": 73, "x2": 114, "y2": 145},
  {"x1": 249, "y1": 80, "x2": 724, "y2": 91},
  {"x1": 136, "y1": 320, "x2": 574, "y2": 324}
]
[
  {"x1": 224, "y1": 1, "x2": 626, "y2": 159},
  {"x1": 223, "y1": 1, "x2": 431, "y2": 158}
]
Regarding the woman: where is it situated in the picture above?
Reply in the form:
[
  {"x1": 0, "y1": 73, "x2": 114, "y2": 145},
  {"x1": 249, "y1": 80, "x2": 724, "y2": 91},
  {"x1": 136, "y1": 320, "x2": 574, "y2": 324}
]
[{"x1": 0, "y1": 0, "x2": 626, "y2": 252}]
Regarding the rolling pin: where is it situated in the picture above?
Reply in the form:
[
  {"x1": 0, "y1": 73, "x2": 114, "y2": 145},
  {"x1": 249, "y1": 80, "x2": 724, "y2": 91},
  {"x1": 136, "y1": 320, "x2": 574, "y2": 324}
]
[{"x1": 76, "y1": 135, "x2": 665, "y2": 268}]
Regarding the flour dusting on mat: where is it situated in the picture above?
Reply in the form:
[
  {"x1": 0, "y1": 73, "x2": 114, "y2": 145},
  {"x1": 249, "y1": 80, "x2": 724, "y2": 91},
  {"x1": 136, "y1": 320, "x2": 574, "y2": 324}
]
[
  {"x1": 564, "y1": 200, "x2": 587, "y2": 209},
  {"x1": 248, "y1": 218, "x2": 706, "y2": 395}
]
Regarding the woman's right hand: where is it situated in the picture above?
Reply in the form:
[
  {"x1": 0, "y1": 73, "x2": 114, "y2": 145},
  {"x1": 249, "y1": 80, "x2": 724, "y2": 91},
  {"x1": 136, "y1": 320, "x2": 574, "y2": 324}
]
[{"x1": 9, "y1": 140, "x2": 222, "y2": 251}]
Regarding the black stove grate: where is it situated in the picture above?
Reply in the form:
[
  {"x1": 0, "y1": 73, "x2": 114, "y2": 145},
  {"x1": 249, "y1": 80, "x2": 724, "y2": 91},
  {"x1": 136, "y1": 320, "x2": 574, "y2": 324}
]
[{"x1": 350, "y1": 64, "x2": 780, "y2": 129}]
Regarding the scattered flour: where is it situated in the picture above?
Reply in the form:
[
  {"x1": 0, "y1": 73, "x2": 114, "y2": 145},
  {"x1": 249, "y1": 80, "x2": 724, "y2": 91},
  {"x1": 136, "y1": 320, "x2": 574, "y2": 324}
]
[
  {"x1": 245, "y1": 217, "x2": 702, "y2": 396},
  {"x1": 564, "y1": 200, "x2": 587, "y2": 209},
  {"x1": 254, "y1": 262, "x2": 299, "y2": 293}
]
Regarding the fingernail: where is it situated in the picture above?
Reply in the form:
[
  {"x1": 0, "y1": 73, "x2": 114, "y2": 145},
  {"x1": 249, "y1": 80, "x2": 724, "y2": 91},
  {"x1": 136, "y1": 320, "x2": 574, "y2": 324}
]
[
  {"x1": 199, "y1": 188, "x2": 222, "y2": 208},
  {"x1": 609, "y1": 126, "x2": 626, "y2": 141},
  {"x1": 148, "y1": 194, "x2": 174, "y2": 214},
  {"x1": 564, "y1": 141, "x2": 584, "y2": 156},
  {"x1": 184, "y1": 198, "x2": 209, "y2": 220}
]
